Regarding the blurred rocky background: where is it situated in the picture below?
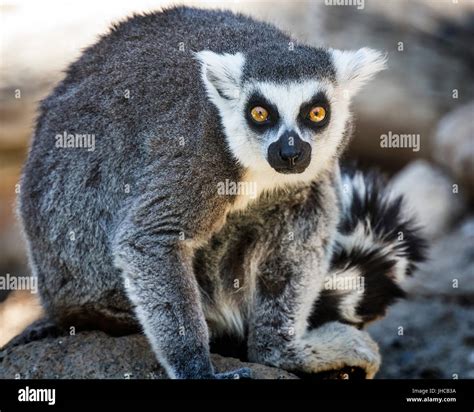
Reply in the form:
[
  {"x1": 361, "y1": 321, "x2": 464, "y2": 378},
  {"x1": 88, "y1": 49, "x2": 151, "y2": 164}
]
[{"x1": 0, "y1": 0, "x2": 473, "y2": 378}]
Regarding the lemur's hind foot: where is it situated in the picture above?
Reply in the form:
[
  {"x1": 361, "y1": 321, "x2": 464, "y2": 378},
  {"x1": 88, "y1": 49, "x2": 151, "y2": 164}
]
[{"x1": 269, "y1": 322, "x2": 381, "y2": 379}]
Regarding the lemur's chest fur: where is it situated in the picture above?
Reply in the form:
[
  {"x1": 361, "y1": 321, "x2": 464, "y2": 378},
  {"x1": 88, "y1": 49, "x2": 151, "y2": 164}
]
[{"x1": 228, "y1": 168, "x2": 321, "y2": 213}]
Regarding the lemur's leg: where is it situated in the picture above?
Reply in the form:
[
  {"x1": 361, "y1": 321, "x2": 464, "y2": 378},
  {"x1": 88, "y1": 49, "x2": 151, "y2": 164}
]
[
  {"x1": 247, "y1": 260, "x2": 381, "y2": 378},
  {"x1": 246, "y1": 229, "x2": 381, "y2": 378},
  {"x1": 113, "y1": 228, "x2": 250, "y2": 379},
  {"x1": 111, "y1": 180, "x2": 251, "y2": 380}
]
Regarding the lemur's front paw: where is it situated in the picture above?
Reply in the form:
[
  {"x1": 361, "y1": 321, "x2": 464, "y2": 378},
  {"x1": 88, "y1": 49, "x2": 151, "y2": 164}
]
[{"x1": 214, "y1": 367, "x2": 253, "y2": 379}]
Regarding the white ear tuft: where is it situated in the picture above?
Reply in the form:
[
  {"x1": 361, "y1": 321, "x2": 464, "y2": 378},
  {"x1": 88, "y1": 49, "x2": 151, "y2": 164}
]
[
  {"x1": 195, "y1": 50, "x2": 245, "y2": 102},
  {"x1": 330, "y1": 48, "x2": 387, "y2": 96}
]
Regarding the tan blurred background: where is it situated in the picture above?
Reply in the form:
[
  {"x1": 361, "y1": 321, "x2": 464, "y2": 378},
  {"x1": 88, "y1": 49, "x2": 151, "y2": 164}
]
[{"x1": 0, "y1": 0, "x2": 473, "y2": 377}]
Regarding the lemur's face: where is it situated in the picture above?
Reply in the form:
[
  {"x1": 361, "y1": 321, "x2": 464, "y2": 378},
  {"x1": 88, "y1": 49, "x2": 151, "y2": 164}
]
[
  {"x1": 240, "y1": 81, "x2": 330, "y2": 175},
  {"x1": 197, "y1": 45, "x2": 385, "y2": 184}
]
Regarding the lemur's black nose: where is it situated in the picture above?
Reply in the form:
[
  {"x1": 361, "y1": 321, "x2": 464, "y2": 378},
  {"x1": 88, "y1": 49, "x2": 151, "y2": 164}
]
[
  {"x1": 279, "y1": 147, "x2": 301, "y2": 167},
  {"x1": 267, "y1": 130, "x2": 311, "y2": 174}
]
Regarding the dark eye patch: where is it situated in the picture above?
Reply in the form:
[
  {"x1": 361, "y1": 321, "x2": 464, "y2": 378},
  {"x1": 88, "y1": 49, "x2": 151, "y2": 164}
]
[
  {"x1": 298, "y1": 91, "x2": 331, "y2": 131},
  {"x1": 245, "y1": 92, "x2": 280, "y2": 133}
]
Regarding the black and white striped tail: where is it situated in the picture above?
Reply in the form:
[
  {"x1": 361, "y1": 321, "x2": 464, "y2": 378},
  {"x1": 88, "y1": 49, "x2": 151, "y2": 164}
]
[{"x1": 310, "y1": 169, "x2": 427, "y2": 329}]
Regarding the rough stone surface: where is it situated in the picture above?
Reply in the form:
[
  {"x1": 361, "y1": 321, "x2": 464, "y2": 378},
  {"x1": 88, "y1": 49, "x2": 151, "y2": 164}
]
[
  {"x1": 433, "y1": 101, "x2": 474, "y2": 198},
  {"x1": 389, "y1": 160, "x2": 467, "y2": 239},
  {"x1": 369, "y1": 299, "x2": 474, "y2": 379},
  {"x1": 0, "y1": 331, "x2": 298, "y2": 380},
  {"x1": 403, "y1": 217, "x2": 474, "y2": 299}
]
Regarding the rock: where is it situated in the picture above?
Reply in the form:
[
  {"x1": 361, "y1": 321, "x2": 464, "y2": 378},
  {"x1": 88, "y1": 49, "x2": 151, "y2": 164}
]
[
  {"x1": 403, "y1": 217, "x2": 474, "y2": 300},
  {"x1": 389, "y1": 160, "x2": 467, "y2": 239},
  {"x1": 368, "y1": 298, "x2": 474, "y2": 379},
  {"x1": 433, "y1": 102, "x2": 474, "y2": 198},
  {"x1": 212, "y1": 354, "x2": 298, "y2": 380},
  {"x1": 0, "y1": 331, "x2": 298, "y2": 379}
]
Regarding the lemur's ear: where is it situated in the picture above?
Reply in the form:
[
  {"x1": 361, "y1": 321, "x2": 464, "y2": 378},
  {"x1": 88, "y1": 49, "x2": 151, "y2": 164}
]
[
  {"x1": 330, "y1": 48, "x2": 387, "y2": 96},
  {"x1": 195, "y1": 50, "x2": 244, "y2": 102}
]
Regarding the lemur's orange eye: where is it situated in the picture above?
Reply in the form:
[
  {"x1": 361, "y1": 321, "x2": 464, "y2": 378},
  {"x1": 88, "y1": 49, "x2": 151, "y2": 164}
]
[
  {"x1": 308, "y1": 106, "x2": 326, "y2": 123},
  {"x1": 250, "y1": 106, "x2": 269, "y2": 123}
]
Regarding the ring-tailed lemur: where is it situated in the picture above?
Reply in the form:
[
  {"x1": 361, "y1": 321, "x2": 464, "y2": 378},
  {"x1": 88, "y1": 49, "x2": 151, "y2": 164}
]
[{"x1": 15, "y1": 7, "x2": 390, "y2": 379}]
